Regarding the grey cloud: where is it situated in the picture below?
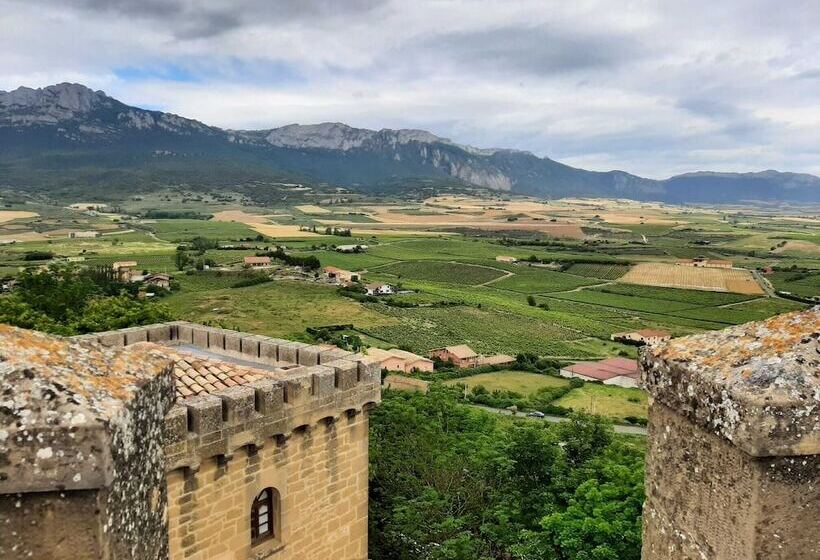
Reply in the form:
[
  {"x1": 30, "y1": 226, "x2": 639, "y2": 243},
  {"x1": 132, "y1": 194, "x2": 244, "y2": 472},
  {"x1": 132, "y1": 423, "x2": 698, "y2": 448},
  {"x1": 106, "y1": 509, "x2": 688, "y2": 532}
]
[
  {"x1": 24, "y1": 0, "x2": 388, "y2": 39},
  {"x1": 676, "y1": 96, "x2": 773, "y2": 142},
  {"x1": 425, "y1": 25, "x2": 644, "y2": 76}
]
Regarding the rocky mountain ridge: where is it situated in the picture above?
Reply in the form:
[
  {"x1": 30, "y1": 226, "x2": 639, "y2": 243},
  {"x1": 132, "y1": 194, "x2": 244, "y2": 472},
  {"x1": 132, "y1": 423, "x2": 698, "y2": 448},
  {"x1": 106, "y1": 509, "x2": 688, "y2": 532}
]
[{"x1": 1, "y1": 83, "x2": 818, "y2": 203}]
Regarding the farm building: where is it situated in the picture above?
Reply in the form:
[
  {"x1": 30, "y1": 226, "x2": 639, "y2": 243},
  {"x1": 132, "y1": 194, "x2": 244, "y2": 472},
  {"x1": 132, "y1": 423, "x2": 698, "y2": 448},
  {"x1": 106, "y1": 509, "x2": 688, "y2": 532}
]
[
  {"x1": 676, "y1": 257, "x2": 733, "y2": 269},
  {"x1": 365, "y1": 283, "x2": 395, "y2": 296},
  {"x1": 559, "y1": 357, "x2": 640, "y2": 388},
  {"x1": 144, "y1": 273, "x2": 171, "y2": 289},
  {"x1": 495, "y1": 255, "x2": 517, "y2": 263},
  {"x1": 244, "y1": 256, "x2": 271, "y2": 268},
  {"x1": 383, "y1": 374, "x2": 430, "y2": 393},
  {"x1": 367, "y1": 348, "x2": 434, "y2": 373},
  {"x1": 112, "y1": 260, "x2": 138, "y2": 282},
  {"x1": 336, "y1": 244, "x2": 368, "y2": 253},
  {"x1": 68, "y1": 230, "x2": 100, "y2": 239},
  {"x1": 477, "y1": 354, "x2": 516, "y2": 366},
  {"x1": 611, "y1": 329, "x2": 671, "y2": 345},
  {"x1": 429, "y1": 345, "x2": 480, "y2": 368},
  {"x1": 323, "y1": 266, "x2": 359, "y2": 285}
]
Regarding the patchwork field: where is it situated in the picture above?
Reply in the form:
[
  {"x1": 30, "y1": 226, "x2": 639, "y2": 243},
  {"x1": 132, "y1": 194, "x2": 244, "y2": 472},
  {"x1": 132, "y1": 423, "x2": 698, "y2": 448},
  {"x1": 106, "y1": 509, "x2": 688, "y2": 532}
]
[
  {"x1": 444, "y1": 371, "x2": 570, "y2": 395},
  {"x1": 554, "y1": 383, "x2": 648, "y2": 421},
  {"x1": 565, "y1": 263, "x2": 630, "y2": 280},
  {"x1": 619, "y1": 262, "x2": 764, "y2": 295},
  {"x1": 375, "y1": 260, "x2": 508, "y2": 285},
  {"x1": 0, "y1": 210, "x2": 38, "y2": 223}
]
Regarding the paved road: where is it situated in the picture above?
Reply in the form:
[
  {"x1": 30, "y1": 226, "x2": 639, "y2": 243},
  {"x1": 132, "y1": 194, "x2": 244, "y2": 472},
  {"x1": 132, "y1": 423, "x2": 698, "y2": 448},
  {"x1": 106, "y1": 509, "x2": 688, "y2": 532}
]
[
  {"x1": 752, "y1": 269, "x2": 777, "y2": 298},
  {"x1": 469, "y1": 404, "x2": 648, "y2": 435}
]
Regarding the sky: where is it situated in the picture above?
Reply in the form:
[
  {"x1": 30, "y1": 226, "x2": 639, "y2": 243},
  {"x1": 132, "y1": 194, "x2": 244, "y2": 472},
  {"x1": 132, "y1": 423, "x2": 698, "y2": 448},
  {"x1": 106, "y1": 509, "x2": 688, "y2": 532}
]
[{"x1": 1, "y1": 0, "x2": 818, "y2": 178}]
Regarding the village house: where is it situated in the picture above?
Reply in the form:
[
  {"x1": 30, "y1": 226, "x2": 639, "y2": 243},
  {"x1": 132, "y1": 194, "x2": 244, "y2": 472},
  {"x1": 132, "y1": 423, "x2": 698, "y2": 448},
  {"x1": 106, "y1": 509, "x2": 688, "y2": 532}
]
[
  {"x1": 244, "y1": 255, "x2": 272, "y2": 268},
  {"x1": 366, "y1": 347, "x2": 434, "y2": 373},
  {"x1": 611, "y1": 329, "x2": 672, "y2": 346},
  {"x1": 495, "y1": 255, "x2": 517, "y2": 263},
  {"x1": 112, "y1": 260, "x2": 138, "y2": 282},
  {"x1": 68, "y1": 230, "x2": 100, "y2": 239},
  {"x1": 365, "y1": 283, "x2": 395, "y2": 296},
  {"x1": 144, "y1": 273, "x2": 171, "y2": 289},
  {"x1": 429, "y1": 344, "x2": 480, "y2": 368},
  {"x1": 559, "y1": 357, "x2": 640, "y2": 388},
  {"x1": 323, "y1": 266, "x2": 359, "y2": 285}
]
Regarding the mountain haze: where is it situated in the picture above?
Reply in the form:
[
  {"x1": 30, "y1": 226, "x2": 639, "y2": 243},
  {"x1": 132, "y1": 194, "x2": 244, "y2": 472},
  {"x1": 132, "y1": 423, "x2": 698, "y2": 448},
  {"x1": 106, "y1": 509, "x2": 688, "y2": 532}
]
[{"x1": 1, "y1": 83, "x2": 817, "y2": 203}]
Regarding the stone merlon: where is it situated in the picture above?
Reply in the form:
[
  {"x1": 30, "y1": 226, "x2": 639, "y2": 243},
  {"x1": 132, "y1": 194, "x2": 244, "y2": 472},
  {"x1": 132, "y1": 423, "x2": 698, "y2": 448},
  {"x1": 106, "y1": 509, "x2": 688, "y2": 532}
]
[{"x1": 641, "y1": 307, "x2": 819, "y2": 457}]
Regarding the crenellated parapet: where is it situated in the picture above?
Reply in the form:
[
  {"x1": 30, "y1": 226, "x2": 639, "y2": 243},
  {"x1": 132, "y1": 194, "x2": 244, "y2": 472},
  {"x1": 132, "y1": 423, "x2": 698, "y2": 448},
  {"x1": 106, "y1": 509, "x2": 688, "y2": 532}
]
[{"x1": 73, "y1": 321, "x2": 382, "y2": 473}]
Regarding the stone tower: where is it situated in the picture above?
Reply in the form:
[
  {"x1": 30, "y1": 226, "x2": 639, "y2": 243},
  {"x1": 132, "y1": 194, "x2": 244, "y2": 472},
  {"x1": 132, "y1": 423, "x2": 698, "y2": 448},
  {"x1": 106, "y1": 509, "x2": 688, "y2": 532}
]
[{"x1": 640, "y1": 308, "x2": 819, "y2": 559}]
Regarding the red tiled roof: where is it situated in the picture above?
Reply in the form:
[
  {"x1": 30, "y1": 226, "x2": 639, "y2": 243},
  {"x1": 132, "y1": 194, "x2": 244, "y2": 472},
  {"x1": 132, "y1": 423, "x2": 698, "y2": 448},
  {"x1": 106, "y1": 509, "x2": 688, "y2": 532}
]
[
  {"x1": 171, "y1": 351, "x2": 274, "y2": 400},
  {"x1": 244, "y1": 256, "x2": 271, "y2": 264}
]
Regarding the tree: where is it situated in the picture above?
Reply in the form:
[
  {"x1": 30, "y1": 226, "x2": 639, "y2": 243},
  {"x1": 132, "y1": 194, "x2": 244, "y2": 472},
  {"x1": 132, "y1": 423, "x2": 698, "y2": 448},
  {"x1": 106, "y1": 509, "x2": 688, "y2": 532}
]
[
  {"x1": 0, "y1": 265, "x2": 170, "y2": 335},
  {"x1": 175, "y1": 249, "x2": 190, "y2": 270},
  {"x1": 526, "y1": 295, "x2": 536, "y2": 306}
]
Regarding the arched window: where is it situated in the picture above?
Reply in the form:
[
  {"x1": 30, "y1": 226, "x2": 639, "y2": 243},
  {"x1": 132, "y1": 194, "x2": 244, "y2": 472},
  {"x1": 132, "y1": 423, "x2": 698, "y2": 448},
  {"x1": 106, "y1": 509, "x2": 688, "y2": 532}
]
[{"x1": 251, "y1": 488, "x2": 276, "y2": 544}]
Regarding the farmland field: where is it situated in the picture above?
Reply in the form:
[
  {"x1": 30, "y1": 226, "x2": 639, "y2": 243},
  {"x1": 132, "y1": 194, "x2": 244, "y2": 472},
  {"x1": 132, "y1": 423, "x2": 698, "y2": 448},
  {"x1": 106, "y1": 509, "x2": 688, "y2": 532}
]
[
  {"x1": 490, "y1": 265, "x2": 599, "y2": 293},
  {"x1": 565, "y1": 263, "x2": 630, "y2": 279},
  {"x1": 375, "y1": 260, "x2": 508, "y2": 285},
  {"x1": 554, "y1": 383, "x2": 648, "y2": 421},
  {"x1": 359, "y1": 305, "x2": 593, "y2": 357},
  {"x1": 444, "y1": 371, "x2": 570, "y2": 395},
  {"x1": 768, "y1": 271, "x2": 820, "y2": 298},
  {"x1": 619, "y1": 262, "x2": 764, "y2": 295}
]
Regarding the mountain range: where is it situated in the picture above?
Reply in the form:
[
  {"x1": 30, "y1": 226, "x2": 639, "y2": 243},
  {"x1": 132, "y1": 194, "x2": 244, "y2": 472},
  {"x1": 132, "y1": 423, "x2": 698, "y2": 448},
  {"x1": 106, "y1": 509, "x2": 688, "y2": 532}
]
[{"x1": 1, "y1": 83, "x2": 818, "y2": 204}]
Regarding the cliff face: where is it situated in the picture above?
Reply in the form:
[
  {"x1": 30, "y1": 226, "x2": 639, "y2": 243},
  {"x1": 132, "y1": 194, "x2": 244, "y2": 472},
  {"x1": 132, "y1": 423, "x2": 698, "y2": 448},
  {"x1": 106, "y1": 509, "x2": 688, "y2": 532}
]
[{"x1": 2, "y1": 83, "x2": 818, "y2": 203}]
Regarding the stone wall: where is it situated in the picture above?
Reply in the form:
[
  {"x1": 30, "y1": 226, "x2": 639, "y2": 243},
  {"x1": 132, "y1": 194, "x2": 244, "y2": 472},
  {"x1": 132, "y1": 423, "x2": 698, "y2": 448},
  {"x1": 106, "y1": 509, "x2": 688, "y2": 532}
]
[
  {"x1": 0, "y1": 325, "x2": 176, "y2": 559},
  {"x1": 167, "y1": 409, "x2": 370, "y2": 559},
  {"x1": 640, "y1": 308, "x2": 819, "y2": 559}
]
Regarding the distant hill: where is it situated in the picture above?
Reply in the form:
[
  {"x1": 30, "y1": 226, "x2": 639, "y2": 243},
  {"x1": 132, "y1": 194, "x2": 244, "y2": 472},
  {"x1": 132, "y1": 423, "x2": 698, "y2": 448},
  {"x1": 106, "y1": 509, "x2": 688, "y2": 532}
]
[{"x1": 1, "y1": 83, "x2": 818, "y2": 203}]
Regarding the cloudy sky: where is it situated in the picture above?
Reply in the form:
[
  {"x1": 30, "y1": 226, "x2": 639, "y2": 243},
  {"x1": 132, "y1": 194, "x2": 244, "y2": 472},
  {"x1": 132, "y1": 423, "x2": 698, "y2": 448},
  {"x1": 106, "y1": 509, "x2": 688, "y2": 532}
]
[{"x1": 1, "y1": 0, "x2": 818, "y2": 178}]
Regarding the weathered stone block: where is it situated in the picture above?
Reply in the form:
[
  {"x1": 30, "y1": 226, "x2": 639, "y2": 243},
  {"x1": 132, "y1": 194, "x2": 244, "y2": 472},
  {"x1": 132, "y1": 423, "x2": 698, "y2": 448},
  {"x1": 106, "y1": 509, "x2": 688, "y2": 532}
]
[
  {"x1": 306, "y1": 365, "x2": 336, "y2": 398},
  {"x1": 641, "y1": 308, "x2": 820, "y2": 560},
  {"x1": 278, "y1": 342, "x2": 308, "y2": 364},
  {"x1": 164, "y1": 404, "x2": 189, "y2": 446},
  {"x1": 240, "y1": 335, "x2": 262, "y2": 358},
  {"x1": 297, "y1": 344, "x2": 322, "y2": 366},
  {"x1": 247, "y1": 379, "x2": 285, "y2": 414},
  {"x1": 223, "y1": 331, "x2": 242, "y2": 355},
  {"x1": 217, "y1": 386, "x2": 256, "y2": 423},
  {"x1": 258, "y1": 337, "x2": 281, "y2": 363},
  {"x1": 185, "y1": 395, "x2": 224, "y2": 434},
  {"x1": 146, "y1": 323, "x2": 173, "y2": 343},
  {"x1": 97, "y1": 330, "x2": 126, "y2": 347},
  {"x1": 207, "y1": 329, "x2": 225, "y2": 351},
  {"x1": 325, "y1": 359, "x2": 358, "y2": 390},
  {"x1": 176, "y1": 322, "x2": 194, "y2": 344}
]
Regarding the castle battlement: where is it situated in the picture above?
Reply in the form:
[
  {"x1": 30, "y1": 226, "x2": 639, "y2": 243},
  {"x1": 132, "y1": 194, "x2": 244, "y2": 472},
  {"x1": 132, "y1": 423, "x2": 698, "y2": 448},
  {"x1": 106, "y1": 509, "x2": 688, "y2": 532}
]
[
  {"x1": 1, "y1": 321, "x2": 381, "y2": 560},
  {"x1": 72, "y1": 321, "x2": 382, "y2": 473}
]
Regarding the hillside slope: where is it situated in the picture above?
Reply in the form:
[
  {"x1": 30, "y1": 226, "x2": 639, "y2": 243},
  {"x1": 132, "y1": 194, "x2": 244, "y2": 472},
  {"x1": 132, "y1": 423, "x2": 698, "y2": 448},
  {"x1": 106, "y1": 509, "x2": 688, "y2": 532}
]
[{"x1": 1, "y1": 83, "x2": 817, "y2": 203}]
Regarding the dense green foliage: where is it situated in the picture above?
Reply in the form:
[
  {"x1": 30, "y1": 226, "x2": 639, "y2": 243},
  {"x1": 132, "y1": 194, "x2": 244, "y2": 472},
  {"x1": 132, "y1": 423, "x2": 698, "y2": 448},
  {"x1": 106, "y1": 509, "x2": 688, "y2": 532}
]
[
  {"x1": 0, "y1": 266, "x2": 170, "y2": 335},
  {"x1": 369, "y1": 388, "x2": 644, "y2": 560}
]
